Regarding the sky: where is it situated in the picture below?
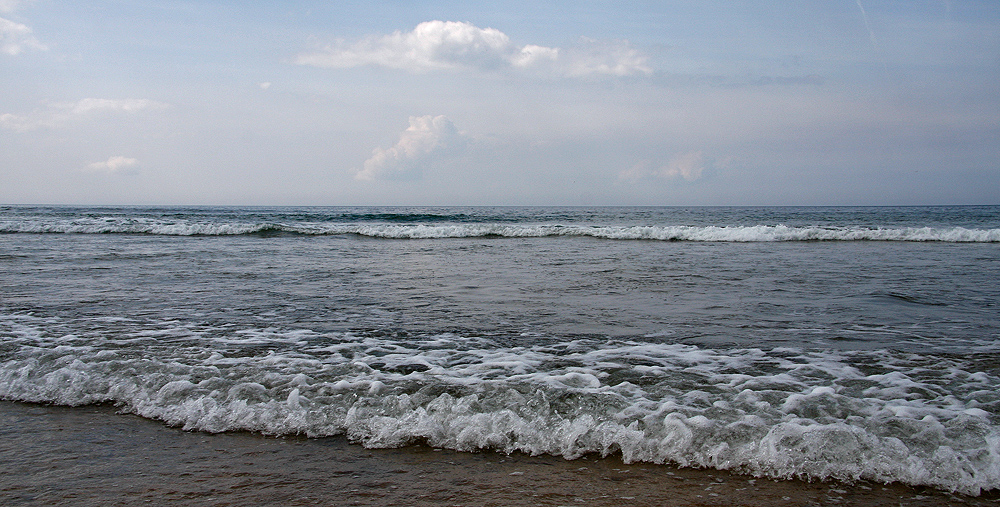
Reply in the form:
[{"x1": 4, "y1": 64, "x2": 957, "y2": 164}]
[{"x1": 1, "y1": 0, "x2": 998, "y2": 206}]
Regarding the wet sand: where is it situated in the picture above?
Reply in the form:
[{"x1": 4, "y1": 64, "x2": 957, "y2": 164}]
[{"x1": 1, "y1": 401, "x2": 996, "y2": 506}]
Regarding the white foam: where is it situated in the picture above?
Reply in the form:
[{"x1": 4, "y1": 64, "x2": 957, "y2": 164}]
[
  {"x1": 2, "y1": 217, "x2": 998, "y2": 242},
  {"x1": 1, "y1": 314, "x2": 998, "y2": 495}
]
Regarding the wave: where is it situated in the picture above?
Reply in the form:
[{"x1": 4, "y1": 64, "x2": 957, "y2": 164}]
[
  {"x1": 1, "y1": 313, "x2": 998, "y2": 495},
  {"x1": 2, "y1": 219, "x2": 999, "y2": 242}
]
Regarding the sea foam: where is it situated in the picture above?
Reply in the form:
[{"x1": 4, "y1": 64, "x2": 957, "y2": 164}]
[
  {"x1": 1, "y1": 313, "x2": 997, "y2": 495},
  {"x1": 1, "y1": 217, "x2": 998, "y2": 242}
]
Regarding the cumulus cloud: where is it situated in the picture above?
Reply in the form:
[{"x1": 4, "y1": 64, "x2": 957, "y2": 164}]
[
  {"x1": 621, "y1": 151, "x2": 720, "y2": 182},
  {"x1": 1, "y1": 98, "x2": 169, "y2": 131},
  {"x1": 297, "y1": 20, "x2": 650, "y2": 78},
  {"x1": 356, "y1": 115, "x2": 468, "y2": 181},
  {"x1": 83, "y1": 156, "x2": 139, "y2": 175}
]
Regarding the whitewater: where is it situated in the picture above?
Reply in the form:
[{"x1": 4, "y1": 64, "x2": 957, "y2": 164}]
[{"x1": 1, "y1": 205, "x2": 998, "y2": 496}]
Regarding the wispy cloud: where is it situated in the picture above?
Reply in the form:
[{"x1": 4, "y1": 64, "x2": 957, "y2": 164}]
[
  {"x1": 297, "y1": 20, "x2": 650, "y2": 78},
  {"x1": 0, "y1": 112, "x2": 34, "y2": 132},
  {"x1": 0, "y1": 12, "x2": 46, "y2": 55},
  {"x1": 66, "y1": 98, "x2": 168, "y2": 114},
  {"x1": 356, "y1": 115, "x2": 468, "y2": 181},
  {"x1": 0, "y1": 0, "x2": 28, "y2": 13},
  {"x1": 83, "y1": 156, "x2": 139, "y2": 175},
  {"x1": 1, "y1": 98, "x2": 169, "y2": 131},
  {"x1": 559, "y1": 37, "x2": 652, "y2": 78},
  {"x1": 620, "y1": 151, "x2": 728, "y2": 182}
]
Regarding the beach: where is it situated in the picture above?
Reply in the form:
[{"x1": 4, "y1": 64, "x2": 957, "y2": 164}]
[{"x1": 2, "y1": 401, "x2": 996, "y2": 506}]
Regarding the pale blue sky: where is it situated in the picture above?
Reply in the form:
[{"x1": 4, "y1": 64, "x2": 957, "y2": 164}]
[{"x1": 2, "y1": 1, "x2": 998, "y2": 205}]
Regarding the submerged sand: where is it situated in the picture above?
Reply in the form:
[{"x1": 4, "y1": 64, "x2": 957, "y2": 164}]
[{"x1": 1, "y1": 401, "x2": 995, "y2": 506}]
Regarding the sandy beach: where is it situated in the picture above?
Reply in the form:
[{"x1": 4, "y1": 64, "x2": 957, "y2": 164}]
[{"x1": 1, "y1": 401, "x2": 995, "y2": 506}]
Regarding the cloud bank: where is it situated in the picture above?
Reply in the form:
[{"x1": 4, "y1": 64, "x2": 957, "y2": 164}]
[
  {"x1": 83, "y1": 156, "x2": 139, "y2": 175},
  {"x1": 297, "y1": 20, "x2": 650, "y2": 78},
  {"x1": 356, "y1": 115, "x2": 467, "y2": 181}
]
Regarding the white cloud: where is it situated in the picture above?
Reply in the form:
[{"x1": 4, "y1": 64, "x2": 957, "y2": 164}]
[
  {"x1": 63, "y1": 98, "x2": 169, "y2": 114},
  {"x1": 356, "y1": 115, "x2": 467, "y2": 181},
  {"x1": 0, "y1": 112, "x2": 32, "y2": 132},
  {"x1": 299, "y1": 21, "x2": 511, "y2": 72},
  {"x1": 561, "y1": 37, "x2": 652, "y2": 77},
  {"x1": 621, "y1": 151, "x2": 714, "y2": 182},
  {"x1": 0, "y1": 110, "x2": 49, "y2": 131},
  {"x1": 259, "y1": 82, "x2": 272, "y2": 90},
  {"x1": 510, "y1": 44, "x2": 560, "y2": 68},
  {"x1": 83, "y1": 156, "x2": 139, "y2": 175},
  {"x1": 0, "y1": 15, "x2": 45, "y2": 55},
  {"x1": 297, "y1": 20, "x2": 650, "y2": 78},
  {"x1": 0, "y1": 1, "x2": 27, "y2": 14},
  {"x1": 1, "y1": 98, "x2": 170, "y2": 131}
]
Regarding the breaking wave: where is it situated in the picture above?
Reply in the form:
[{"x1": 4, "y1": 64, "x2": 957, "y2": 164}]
[
  {"x1": 1, "y1": 219, "x2": 998, "y2": 242},
  {"x1": 1, "y1": 313, "x2": 998, "y2": 495}
]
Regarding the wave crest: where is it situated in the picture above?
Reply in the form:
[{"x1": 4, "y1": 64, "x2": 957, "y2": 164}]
[
  {"x1": 2, "y1": 315, "x2": 998, "y2": 495},
  {"x1": 2, "y1": 219, "x2": 998, "y2": 242}
]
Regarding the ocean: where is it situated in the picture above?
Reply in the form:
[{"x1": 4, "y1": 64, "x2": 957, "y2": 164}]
[{"x1": 1, "y1": 205, "x2": 998, "y2": 502}]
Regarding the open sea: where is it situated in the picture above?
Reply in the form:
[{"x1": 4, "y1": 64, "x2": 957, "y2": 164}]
[{"x1": 1, "y1": 205, "x2": 998, "y2": 502}]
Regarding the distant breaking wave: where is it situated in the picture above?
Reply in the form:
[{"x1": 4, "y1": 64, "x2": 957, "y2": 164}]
[{"x1": 1, "y1": 220, "x2": 999, "y2": 242}]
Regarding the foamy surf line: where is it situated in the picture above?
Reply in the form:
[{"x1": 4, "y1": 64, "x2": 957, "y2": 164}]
[
  {"x1": 2, "y1": 220, "x2": 998, "y2": 242},
  {"x1": 3, "y1": 402, "x2": 996, "y2": 507},
  {"x1": 1, "y1": 314, "x2": 998, "y2": 496}
]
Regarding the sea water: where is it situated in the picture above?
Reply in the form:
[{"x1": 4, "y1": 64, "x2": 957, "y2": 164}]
[{"x1": 1, "y1": 205, "x2": 998, "y2": 495}]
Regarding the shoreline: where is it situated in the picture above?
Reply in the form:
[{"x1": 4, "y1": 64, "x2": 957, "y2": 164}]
[{"x1": 1, "y1": 401, "x2": 996, "y2": 506}]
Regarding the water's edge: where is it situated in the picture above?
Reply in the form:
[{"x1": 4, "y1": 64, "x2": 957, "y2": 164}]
[{"x1": 2, "y1": 400, "x2": 997, "y2": 506}]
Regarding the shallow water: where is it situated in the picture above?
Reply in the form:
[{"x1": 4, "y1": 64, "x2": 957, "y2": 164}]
[
  {"x1": 1, "y1": 206, "x2": 998, "y2": 496},
  {"x1": 2, "y1": 402, "x2": 997, "y2": 506}
]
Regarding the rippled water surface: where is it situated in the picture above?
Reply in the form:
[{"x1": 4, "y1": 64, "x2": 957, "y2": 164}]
[{"x1": 1, "y1": 206, "x2": 998, "y2": 495}]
